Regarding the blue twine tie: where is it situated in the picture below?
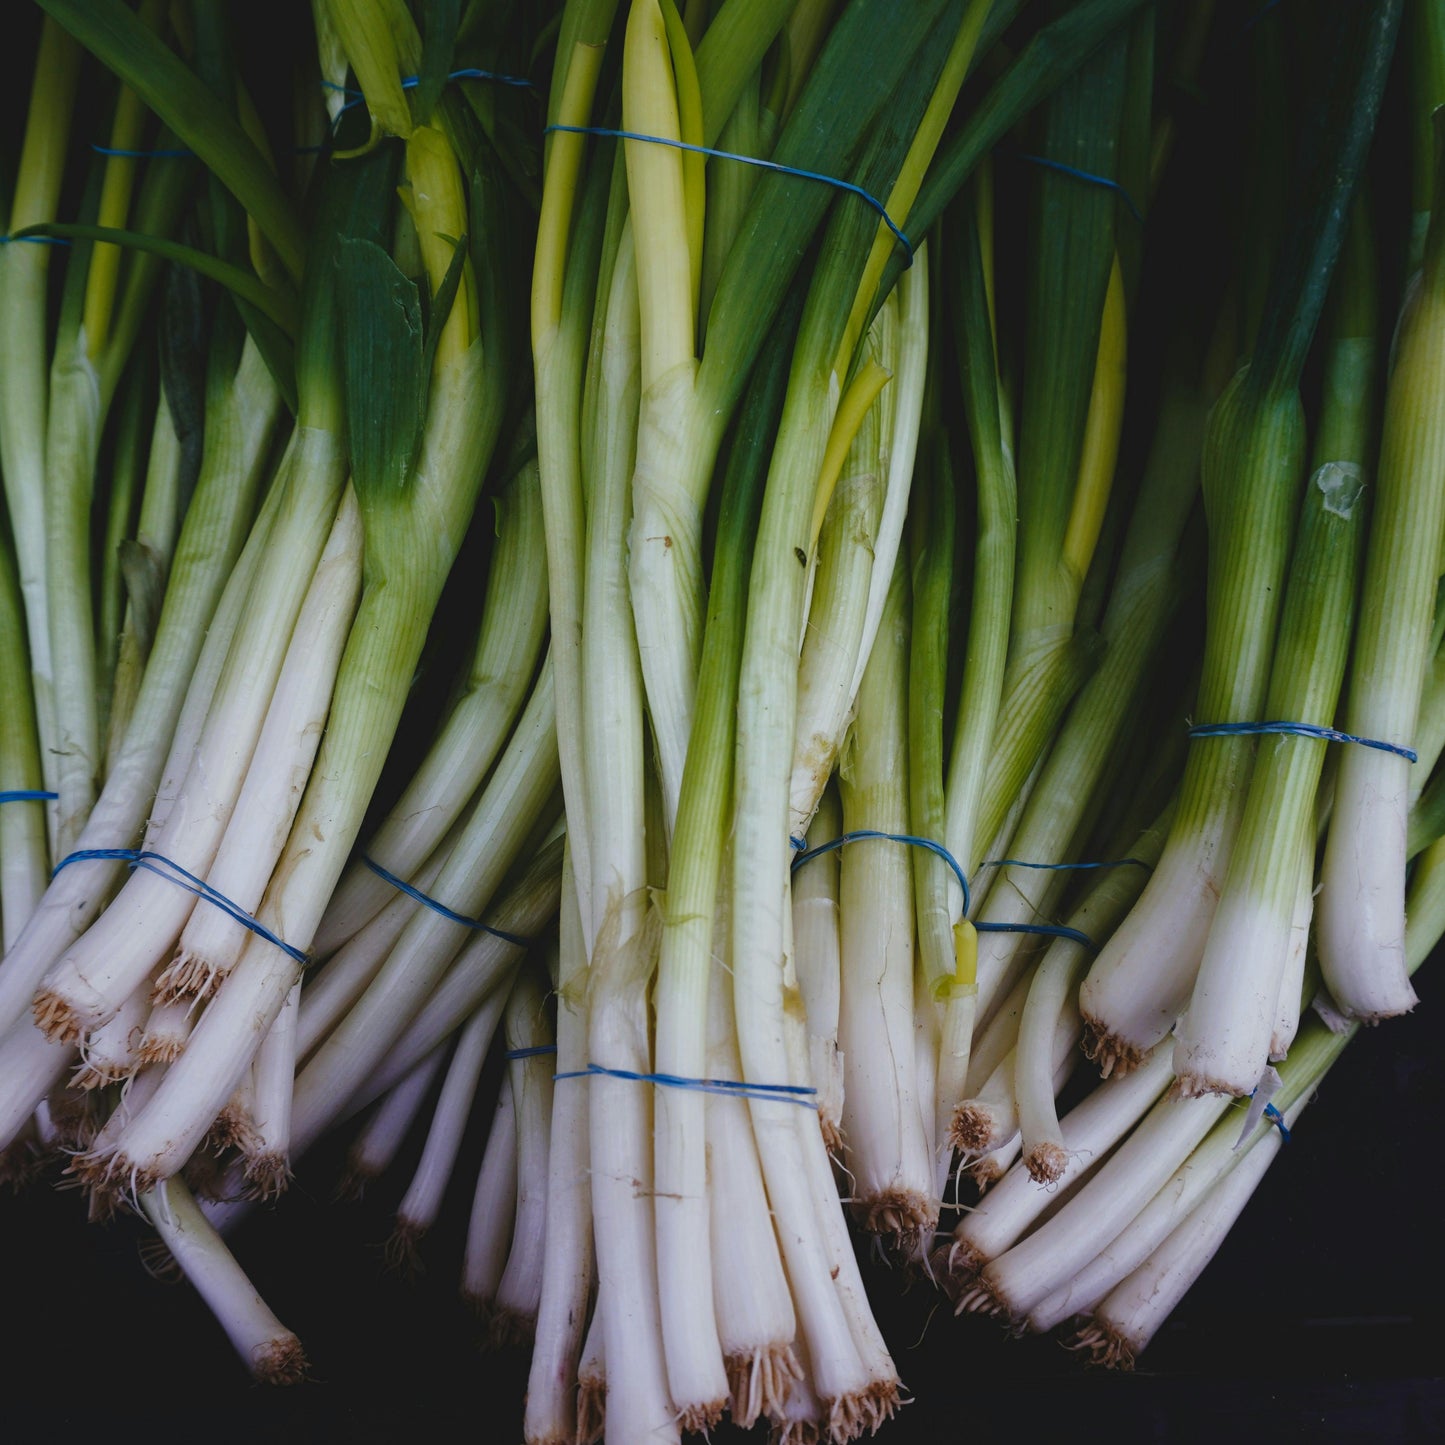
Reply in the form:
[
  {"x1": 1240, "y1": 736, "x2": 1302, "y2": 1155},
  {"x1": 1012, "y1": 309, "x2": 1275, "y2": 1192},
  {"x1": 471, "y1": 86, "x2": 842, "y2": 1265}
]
[
  {"x1": 1016, "y1": 152, "x2": 1144, "y2": 225},
  {"x1": 505, "y1": 1044, "x2": 558, "y2": 1060},
  {"x1": 328, "y1": 65, "x2": 534, "y2": 120},
  {"x1": 0, "y1": 789, "x2": 57, "y2": 804},
  {"x1": 980, "y1": 856, "x2": 1150, "y2": 873},
  {"x1": 554, "y1": 1061, "x2": 818, "y2": 1109},
  {"x1": 1263, "y1": 1102, "x2": 1291, "y2": 1143},
  {"x1": 51, "y1": 848, "x2": 308, "y2": 965},
  {"x1": 1189, "y1": 720, "x2": 1417, "y2": 763},
  {"x1": 791, "y1": 830, "x2": 1099, "y2": 948},
  {"x1": 545, "y1": 123, "x2": 914, "y2": 264},
  {"x1": 91, "y1": 144, "x2": 195, "y2": 159},
  {"x1": 792, "y1": 828, "x2": 969, "y2": 913},
  {"x1": 0, "y1": 234, "x2": 70, "y2": 246},
  {"x1": 361, "y1": 855, "x2": 530, "y2": 949}
]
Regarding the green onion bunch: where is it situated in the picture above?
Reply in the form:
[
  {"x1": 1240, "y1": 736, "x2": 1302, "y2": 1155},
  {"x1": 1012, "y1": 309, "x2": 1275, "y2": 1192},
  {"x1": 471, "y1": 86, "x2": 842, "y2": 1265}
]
[{"x1": 0, "y1": 0, "x2": 1442, "y2": 1437}]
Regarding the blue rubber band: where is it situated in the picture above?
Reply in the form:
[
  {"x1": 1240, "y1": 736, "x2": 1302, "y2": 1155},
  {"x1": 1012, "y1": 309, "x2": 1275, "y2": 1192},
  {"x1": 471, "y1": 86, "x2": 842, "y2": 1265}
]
[
  {"x1": 792, "y1": 829, "x2": 970, "y2": 915},
  {"x1": 91, "y1": 144, "x2": 195, "y2": 159},
  {"x1": 0, "y1": 790, "x2": 57, "y2": 804},
  {"x1": 1263, "y1": 1101, "x2": 1291, "y2": 1143},
  {"x1": 505, "y1": 1044, "x2": 558, "y2": 1060},
  {"x1": 1016, "y1": 152, "x2": 1144, "y2": 225},
  {"x1": 545, "y1": 123, "x2": 914, "y2": 263},
  {"x1": 51, "y1": 848, "x2": 308, "y2": 965},
  {"x1": 1188, "y1": 720, "x2": 1417, "y2": 763},
  {"x1": 981, "y1": 856, "x2": 1151, "y2": 873},
  {"x1": 554, "y1": 1061, "x2": 817, "y2": 1108},
  {"x1": 361, "y1": 855, "x2": 530, "y2": 949}
]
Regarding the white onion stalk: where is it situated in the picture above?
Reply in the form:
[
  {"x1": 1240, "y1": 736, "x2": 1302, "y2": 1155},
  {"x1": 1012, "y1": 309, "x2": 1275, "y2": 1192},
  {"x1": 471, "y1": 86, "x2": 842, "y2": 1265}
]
[
  {"x1": 957, "y1": 1079, "x2": 1232, "y2": 1322},
  {"x1": 707, "y1": 895, "x2": 801, "y2": 1428},
  {"x1": 952, "y1": 1015, "x2": 1077, "y2": 1160},
  {"x1": 792, "y1": 784, "x2": 845, "y2": 1147},
  {"x1": 836, "y1": 560, "x2": 932, "y2": 1244},
  {"x1": 524, "y1": 845, "x2": 593, "y2": 1445},
  {"x1": 0, "y1": 1016, "x2": 76, "y2": 1152},
  {"x1": 1080, "y1": 1118, "x2": 1285, "y2": 1368},
  {"x1": 157, "y1": 485, "x2": 363, "y2": 1002},
  {"x1": 0, "y1": 339, "x2": 281, "y2": 1034},
  {"x1": 962, "y1": 964, "x2": 1034, "y2": 1097},
  {"x1": 140, "y1": 1178, "x2": 306, "y2": 1384},
  {"x1": 240, "y1": 979, "x2": 300, "y2": 1200},
  {"x1": 314, "y1": 459, "x2": 548, "y2": 954},
  {"x1": 389, "y1": 998, "x2": 500, "y2": 1273},
  {"x1": 31, "y1": 420, "x2": 347, "y2": 1044},
  {"x1": 461, "y1": 1071, "x2": 518, "y2": 1319},
  {"x1": 138, "y1": 995, "x2": 194, "y2": 1065},
  {"x1": 1269, "y1": 839, "x2": 1314, "y2": 1060},
  {"x1": 1029, "y1": 1090, "x2": 1301, "y2": 1337},
  {"x1": 574, "y1": 197, "x2": 676, "y2": 1436},
  {"x1": 1317, "y1": 153, "x2": 1445, "y2": 1020},
  {"x1": 73, "y1": 978, "x2": 150, "y2": 1090},
  {"x1": 966, "y1": 1133, "x2": 1022, "y2": 1193},
  {"x1": 1017, "y1": 806, "x2": 1171, "y2": 1183},
  {"x1": 576, "y1": 1311, "x2": 606, "y2": 1445},
  {"x1": 1080, "y1": 837, "x2": 1445, "y2": 1361},
  {"x1": 782, "y1": 905, "x2": 901, "y2": 1434},
  {"x1": 913, "y1": 943, "x2": 940, "y2": 1170},
  {"x1": 944, "y1": 1044, "x2": 1174, "y2": 1280},
  {"x1": 337, "y1": 1048, "x2": 447, "y2": 1202},
  {"x1": 489, "y1": 967, "x2": 555, "y2": 1347},
  {"x1": 786, "y1": 301, "x2": 893, "y2": 837}
]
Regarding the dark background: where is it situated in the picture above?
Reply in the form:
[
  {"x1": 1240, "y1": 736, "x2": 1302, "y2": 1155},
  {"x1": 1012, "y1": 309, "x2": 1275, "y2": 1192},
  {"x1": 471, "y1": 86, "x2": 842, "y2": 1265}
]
[{"x1": 4, "y1": 3, "x2": 1443, "y2": 1440}]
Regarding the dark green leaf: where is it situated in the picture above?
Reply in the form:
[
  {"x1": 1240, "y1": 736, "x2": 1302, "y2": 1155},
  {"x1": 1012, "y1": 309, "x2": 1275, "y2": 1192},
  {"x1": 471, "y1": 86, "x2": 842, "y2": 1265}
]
[{"x1": 336, "y1": 237, "x2": 426, "y2": 501}]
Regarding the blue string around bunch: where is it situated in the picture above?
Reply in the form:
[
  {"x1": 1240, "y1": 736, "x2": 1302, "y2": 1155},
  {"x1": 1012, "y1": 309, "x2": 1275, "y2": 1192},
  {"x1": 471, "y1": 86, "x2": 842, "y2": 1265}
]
[
  {"x1": 1188, "y1": 719, "x2": 1417, "y2": 762},
  {"x1": 51, "y1": 847, "x2": 308, "y2": 965},
  {"x1": 361, "y1": 856, "x2": 530, "y2": 950}
]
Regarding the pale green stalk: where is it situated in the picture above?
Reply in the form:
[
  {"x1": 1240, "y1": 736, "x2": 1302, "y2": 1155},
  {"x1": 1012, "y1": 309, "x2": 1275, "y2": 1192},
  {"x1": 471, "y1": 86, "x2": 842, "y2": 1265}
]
[
  {"x1": 314, "y1": 457, "x2": 549, "y2": 954},
  {"x1": 1178, "y1": 213, "x2": 1377, "y2": 1091},
  {"x1": 1081, "y1": 3, "x2": 1401, "y2": 1068},
  {"x1": 836, "y1": 559, "x2": 933, "y2": 1243},
  {"x1": 524, "y1": 843, "x2": 595, "y2": 1445},
  {"x1": 652, "y1": 279, "x2": 794, "y2": 1428},
  {"x1": 787, "y1": 309, "x2": 891, "y2": 837},
  {"x1": 0, "y1": 522, "x2": 49, "y2": 949},
  {"x1": 969, "y1": 365, "x2": 1204, "y2": 1025},
  {"x1": 103, "y1": 386, "x2": 184, "y2": 769},
  {"x1": 0, "y1": 336, "x2": 281, "y2": 1038},
  {"x1": 1318, "y1": 118, "x2": 1445, "y2": 1020},
  {"x1": 0, "y1": 20, "x2": 81, "y2": 820},
  {"x1": 578, "y1": 209, "x2": 679, "y2": 1440}
]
